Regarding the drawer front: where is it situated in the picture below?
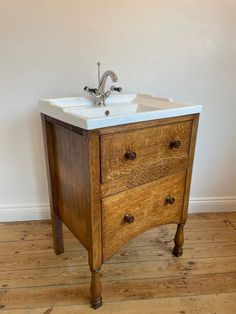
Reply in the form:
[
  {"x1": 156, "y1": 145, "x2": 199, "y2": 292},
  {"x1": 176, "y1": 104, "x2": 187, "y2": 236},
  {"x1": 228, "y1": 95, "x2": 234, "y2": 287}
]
[
  {"x1": 100, "y1": 119, "x2": 192, "y2": 197},
  {"x1": 102, "y1": 171, "x2": 186, "y2": 261}
]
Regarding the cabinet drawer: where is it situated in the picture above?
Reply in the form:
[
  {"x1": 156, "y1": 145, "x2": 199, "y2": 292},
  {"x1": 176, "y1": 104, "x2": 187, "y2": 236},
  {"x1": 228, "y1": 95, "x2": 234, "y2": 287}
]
[
  {"x1": 100, "y1": 119, "x2": 192, "y2": 196},
  {"x1": 102, "y1": 171, "x2": 186, "y2": 261}
]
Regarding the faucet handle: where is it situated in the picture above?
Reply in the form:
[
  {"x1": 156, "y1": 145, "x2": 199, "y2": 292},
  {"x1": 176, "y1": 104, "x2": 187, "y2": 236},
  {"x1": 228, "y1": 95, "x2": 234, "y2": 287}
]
[
  {"x1": 84, "y1": 86, "x2": 98, "y2": 94},
  {"x1": 110, "y1": 85, "x2": 122, "y2": 93}
]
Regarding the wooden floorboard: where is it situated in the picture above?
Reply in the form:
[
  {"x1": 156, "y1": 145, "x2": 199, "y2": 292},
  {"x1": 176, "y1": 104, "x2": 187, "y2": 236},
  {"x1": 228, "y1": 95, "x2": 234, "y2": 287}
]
[
  {"x1": 1, "y1": 292, "x2": 236, "y2": 314},
  {"x1": 0, "y1": 212, "x2": 236, "y2": 312},
  {"x1": 1, "y1": 256, "x2": 236, "y2": 289},
  {"x1": 1, "y1": 273, "x2": 236, "y2": 310},
  {"x1": 1, "y1": 241, "x2": 236, "y2": 272},
  {"x1": 0, "y1": 227, "x2": 235, "y2": 256},
  {"x1": 229, "y1": 220, "x2": 236, "y2": 230},
  {"x1": 224, "y1": 212, "x2": 236, "y2": 219}
]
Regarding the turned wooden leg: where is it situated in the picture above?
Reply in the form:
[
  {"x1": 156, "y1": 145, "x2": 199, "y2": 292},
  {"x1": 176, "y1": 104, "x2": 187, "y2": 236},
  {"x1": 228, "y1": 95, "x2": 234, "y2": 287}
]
[
  {"x1": 90, "y1": 269, "x2": 103, "y2": 309},
  {"x1": 173, "y1": 223, "x2": 185, "y2": 257},
  {"x1": 51, "y1": 212, "x2": 64, "y2": 255}
]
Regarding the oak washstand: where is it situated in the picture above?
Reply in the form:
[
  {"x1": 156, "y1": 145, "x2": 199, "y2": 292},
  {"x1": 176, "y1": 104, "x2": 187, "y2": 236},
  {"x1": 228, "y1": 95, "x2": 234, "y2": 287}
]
[{"x1": 40, "y1": 94, "x2": 201, "y2": 309}]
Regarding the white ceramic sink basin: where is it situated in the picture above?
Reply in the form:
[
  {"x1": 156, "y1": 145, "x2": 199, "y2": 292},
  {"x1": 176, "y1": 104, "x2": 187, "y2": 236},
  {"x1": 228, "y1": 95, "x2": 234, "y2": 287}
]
[
  {"x1": 69, "y1": 103, "x2": 158, "y2": 119},
  {"x1": 39, "y1": 94, "x2": 202, "y2": 130}
]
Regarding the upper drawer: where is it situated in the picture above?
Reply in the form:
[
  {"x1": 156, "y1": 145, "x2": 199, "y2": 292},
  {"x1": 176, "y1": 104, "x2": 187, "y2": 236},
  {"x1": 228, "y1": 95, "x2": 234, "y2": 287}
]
[{"x1": 100, "y1": 119, "x2": 192, "y2": 196}]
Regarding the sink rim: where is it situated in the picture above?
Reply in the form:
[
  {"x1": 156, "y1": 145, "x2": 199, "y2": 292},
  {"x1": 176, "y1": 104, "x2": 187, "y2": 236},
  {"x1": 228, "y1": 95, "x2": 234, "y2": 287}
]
[{"x1": 39, "y1": 93, "x2": 202, "y2": 130}]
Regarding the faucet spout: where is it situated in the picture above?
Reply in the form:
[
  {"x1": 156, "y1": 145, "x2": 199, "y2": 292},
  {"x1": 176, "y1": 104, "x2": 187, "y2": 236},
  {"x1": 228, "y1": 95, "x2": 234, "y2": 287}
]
[
  {"x1": 84, "y1": 63, "x2": 122, "y2": 106},
  {"x1": 98, "y1": 70, "x2": 118, "y2": 94}
]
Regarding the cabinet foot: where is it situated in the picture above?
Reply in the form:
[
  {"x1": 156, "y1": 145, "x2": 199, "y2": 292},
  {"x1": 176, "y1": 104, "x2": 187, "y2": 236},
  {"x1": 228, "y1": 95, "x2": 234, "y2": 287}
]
[
  {"x1": 51, "y1": 214, "x2": 64, "y2": 255},
  {"x1": 91, "y1": 298, "x2": 103, "y2": 310},
  {"x1": 90, "y1": 269, "x2": 103, "y2": 309},
  {"x1": 172, "y1": 223, "x2": 184, "y2": 257},
  {"x1": 172, "y1": 245, "x2": 183, "y2": 257}
]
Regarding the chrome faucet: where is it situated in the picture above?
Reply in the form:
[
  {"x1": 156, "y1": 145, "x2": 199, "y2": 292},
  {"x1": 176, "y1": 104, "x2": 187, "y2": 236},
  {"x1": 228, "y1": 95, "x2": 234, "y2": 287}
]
[{"x1": 84, "y1": 62, "x2": 122, "y2": 106}]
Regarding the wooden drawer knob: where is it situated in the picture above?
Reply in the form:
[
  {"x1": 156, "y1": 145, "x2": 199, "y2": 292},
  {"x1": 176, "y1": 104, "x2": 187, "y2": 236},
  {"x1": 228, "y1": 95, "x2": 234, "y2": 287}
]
[
  {"x1": 125, "y1": 151, "x2": 137, "y2": 160},
  {"x1": 166, "y1": 196, "x2": 176, "y2": 205},
  {"x1": 170, "y1": 139, "x2": 181, "y2": 149},
  {"x1": 124, "y1": 213, "x2": 135, "y2": 224}
]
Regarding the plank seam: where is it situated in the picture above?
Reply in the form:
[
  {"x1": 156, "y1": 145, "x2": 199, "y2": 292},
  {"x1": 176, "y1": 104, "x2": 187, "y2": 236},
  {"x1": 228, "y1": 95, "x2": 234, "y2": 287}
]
[{"x1": 1, "y1": 271, "x2": 236, "y2": 290}]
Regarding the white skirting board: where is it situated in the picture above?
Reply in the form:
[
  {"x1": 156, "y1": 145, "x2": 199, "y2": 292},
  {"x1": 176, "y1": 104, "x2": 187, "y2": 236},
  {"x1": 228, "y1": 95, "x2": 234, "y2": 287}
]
[
  {"x1": 0, "y1": 203, "x2": 51, "y2": 222},
  {"x1": 0, "y1": 197, "x2": 235, "y2": 222},
  {"x1": 189, "y1": 197, "x2": 236, "y2": 214}
]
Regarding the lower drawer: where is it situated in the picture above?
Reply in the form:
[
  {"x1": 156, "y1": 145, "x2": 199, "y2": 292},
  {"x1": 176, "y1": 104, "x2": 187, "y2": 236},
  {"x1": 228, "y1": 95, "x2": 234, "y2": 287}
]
[{"x1": 102, "y1": 171, "x2": 186, "y2": 261}]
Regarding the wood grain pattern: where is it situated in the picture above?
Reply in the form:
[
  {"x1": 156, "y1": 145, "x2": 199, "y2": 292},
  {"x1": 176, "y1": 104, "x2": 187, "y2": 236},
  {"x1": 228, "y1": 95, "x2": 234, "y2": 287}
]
[
  {"x1": 0, "y1": 228, "x2": 235, "y2": 257},
  {"x1": 46, "y1": 118, "x2": 102, "y2": 268},
  {"x1": 2, "y1": 256, "x2": 236, "y2": 289},
  {"x1": 1, "y1": 240, "x2": 236, "y2": 272},
  {"x1": 41, "y1": 114, "x2": 64, "y2": 255},
  {"x1": 101, "y1": 157, "x2": 189, "y2": 197},
  {"x1": 172, "y1": 223, "x2": 185, "y2": 257},
  {"x1": 40, "y1": 113, "x2": 200, "y2": 309},
  {"x1": 99, "y1": 114, "x2": 196, "y2": 135},
  {"x1": 0, "y1": 214, "x2": 236, "y2": 311},
  {"x1": 44, "y1": 115, "x2": 85, "y2": 136},
  {"x1": 3, "y1": 292, "x2": 235, "y2": 314},
  {"x1": 85, "y1": 132, "x2": 103, "y2": 307},
  {"x1": 100, "y1": 119, "x2": 192, "y2": 196},
  {"x1": 1, "y1": 273, "x2": 236, "y2": 310},
  {"x1": 225, "y1": 212, "x2": 236, "y2": 219},
  {"x1": 181, "y1": 114, "x2": 199, "y2": 221},
  {"x1": 124, "y1": 228, "x2": 236, "y2": 248},
  {"x1": 102, "y1": 172, "x2": 186, "y2": 260},
  {"x1": 0, "y1": 214, "x2": 232, "y2": 237},
  {"x1": 85, "y1": 131, "x2": 102, "y2": 271},
  {"x1": 90, "y1": 270, "x2": 103, "y2": 309},
  {"x1": 230, "y1": 219, "x2": 236, "y2": 230},
  {"x1": 42, "y1": 116, "x2": 103, "y2": 308},
  {"x1": 52, "y1": 121, "x2": 90, "y2": 250}
]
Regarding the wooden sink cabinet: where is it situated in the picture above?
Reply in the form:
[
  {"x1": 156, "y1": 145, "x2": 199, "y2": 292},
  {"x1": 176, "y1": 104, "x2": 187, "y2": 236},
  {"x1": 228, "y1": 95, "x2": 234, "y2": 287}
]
[{"x1": 41, "y1": 113, "x2": 199, "y2": 309}]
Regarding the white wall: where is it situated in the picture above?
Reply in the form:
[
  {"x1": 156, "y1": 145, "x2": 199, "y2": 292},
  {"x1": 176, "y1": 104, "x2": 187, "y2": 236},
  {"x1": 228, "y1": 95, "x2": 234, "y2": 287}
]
[{"x1": 0, "y1": 0, "x2": 235, "y2": 221}]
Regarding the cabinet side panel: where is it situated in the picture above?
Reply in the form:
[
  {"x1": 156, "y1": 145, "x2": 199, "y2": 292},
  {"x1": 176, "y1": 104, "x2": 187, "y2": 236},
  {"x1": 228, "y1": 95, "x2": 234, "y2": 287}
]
[
  {"x1": 52, "y1": 123, "x2": 90, "y2": 249},
  {"x1": 182, "y1": 114, "x2": 200, "y2": 222}
]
